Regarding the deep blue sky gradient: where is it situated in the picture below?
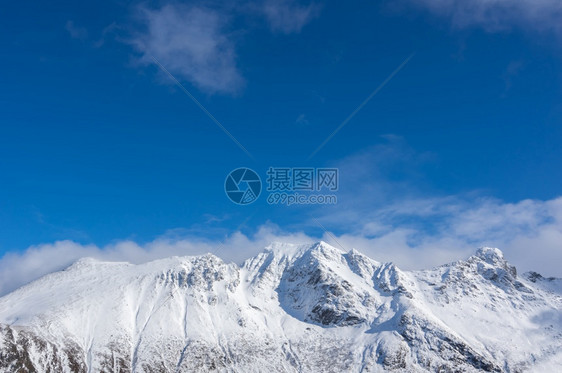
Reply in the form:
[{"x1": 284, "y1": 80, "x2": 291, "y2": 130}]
[{"x1": 1, "y1": 0, "x2": 561, "y2": 254}]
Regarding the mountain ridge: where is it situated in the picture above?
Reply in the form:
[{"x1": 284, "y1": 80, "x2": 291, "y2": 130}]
[{"x1": 0, "y1": 241, "x2": 561, "y2": 372}]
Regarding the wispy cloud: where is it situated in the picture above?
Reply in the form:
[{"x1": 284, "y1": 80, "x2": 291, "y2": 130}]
[
  {"x1": 310, "y1": 136, "x2": 562, "y2": 276},
  {"x1": 93, "y1": 22, "x2": 119, "y2": 48},
  {"x1": 328, "y1": 196, "x2": 562, "y2": 273},
  {"x1": 0, "y1": 225, "x2": 313, "y2": 296},
  {"x1": 2, "y1": 138, "x2": 561, "y2": 296},
  {"x1": 295, "y1": 113, "x2": 310, "y2": 125},
  {"x1": 65, "y1": 20, "x2": 88, "y2": 40},
  {"x1": 260, "y1": 0, "x2": 320, "y2": 34},
  {"x1": 2, "y1": 193, "x2": 562, "y2": 297},
  {"x1": 130, "y1": 4, "x2": 243, "y2": 94},
  {"x1": 411, "y1": 0, "x2": 562, "y2": 35},
  {"x1": 502, "y1": 60, "x2": 525, "y2": 96},
  {"x1": 122, "y1": 1, "x2": 319, "y2": 93}
]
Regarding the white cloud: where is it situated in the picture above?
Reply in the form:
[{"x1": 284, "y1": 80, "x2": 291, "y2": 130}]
[
  {"x1": 125, "y1": 1, "x2": 319, "y2": 93},
  {"x1": 260, "y1": 0, "x2": 320, "y2": 34},
  {"x1": 2, "y1": 138, "x2": 560, "y2": 296},
  {"x1": 328, "y1": 196, "x2": 562, "y2": 277},
  {"x1": 0, "y1": 225, "x2": 314, "y2": 296},
  {"x1": 2, "y1": 195, "x2": 562, "y2": 297},
  {"x1": 131, "y1": 4, "x2": 243, "y2": 94},
  {"x1": 411, "y1": 0, "x2": 562, "y2": 34},
  {"x1": 308, "y1": 136, "x2": 562, "y2": 276}
]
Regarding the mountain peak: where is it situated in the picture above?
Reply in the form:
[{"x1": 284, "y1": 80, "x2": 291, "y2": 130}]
[
  {"x1": 65, "y1": 256, "x2": 99, "y2": 269},
  {"x1": 474, "y1": 247, "x2": 505, "y2": 263},
  {"x1": 464, "y1": 247, "x2": 520, "y2": 286},
  {"x1": 262, "y1": 241, "x2": 344, "y2": 260}
]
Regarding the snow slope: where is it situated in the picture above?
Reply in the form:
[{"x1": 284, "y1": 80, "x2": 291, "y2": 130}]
[{"x1": 0, "y1": 242, "x2": 560, "y2": 372}]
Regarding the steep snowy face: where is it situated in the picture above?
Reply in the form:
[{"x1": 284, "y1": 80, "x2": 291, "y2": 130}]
[
  {"x1": 524, "y1": 270, "x2": 562, "y2": 293},
  {"x1": 277, "y1": 242, "x2": 381, "y2": 326},
  {"x1": 411, "y1": 248, "x2": 562, "y2": 372},
  {"x1": 413, "y1": 246, "x2": 533, "y2": 308},
  {"x1": 0, "y1": 242, "x2": 561, "y2": 373},
  {"x1": 243, "y1": 242, "x2": 407, "y2": 327}
]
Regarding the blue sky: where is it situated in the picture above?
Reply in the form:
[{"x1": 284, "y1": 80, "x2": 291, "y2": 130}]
[{"x1": 1, "y1": 0, "x2": 562, "y2": 289}]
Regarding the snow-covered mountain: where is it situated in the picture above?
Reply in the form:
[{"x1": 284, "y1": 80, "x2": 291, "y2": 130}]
[{"x1": 0, "y1": 242, "x2": 561, "y2": 372}]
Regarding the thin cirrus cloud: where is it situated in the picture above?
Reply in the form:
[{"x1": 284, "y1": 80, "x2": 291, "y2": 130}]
[
  {"x1": 411, "y1": 0, "x2": 562, "y2": 34},
  {"x1": 128, "y1": 1, "x2": 319, "y2": 94},
  {"x1": 260, "y1": 0, "x2": 320, "y2": 34},
  {"x1": 65, "y1": 20, "x2": 88, "y2": 40},
  {"x1": 130, "y1": 4, "x2": 244, "y2": 94}
]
